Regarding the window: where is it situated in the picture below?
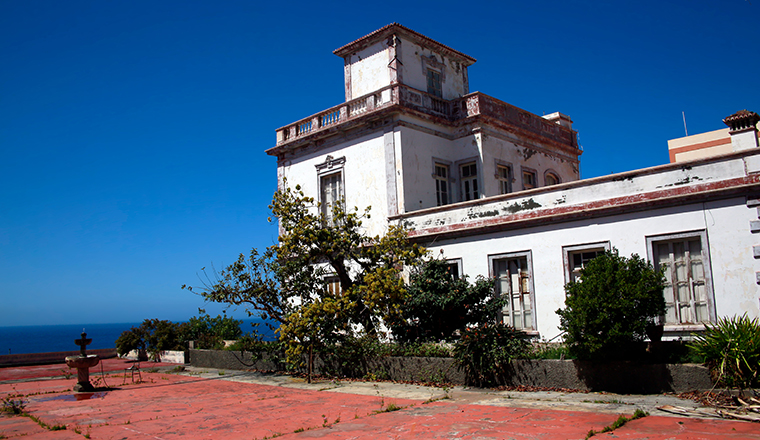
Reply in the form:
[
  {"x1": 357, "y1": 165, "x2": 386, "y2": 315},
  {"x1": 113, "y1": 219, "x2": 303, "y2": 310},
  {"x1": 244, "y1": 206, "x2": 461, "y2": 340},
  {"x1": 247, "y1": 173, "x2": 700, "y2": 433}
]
[
  {"x1": 445, "y1": 259, "x2": 462, "y2": 280},
  {"x1": 316, "y1": 155, "x2": 346, "y2": 224},
  {"x1": 496, "y1": 164, "x2": 513, "y2": 194},
  {"x1": 562, "y1": 242, "x2": 611, "y2": 284},
  {"x1": 434, "y1": 163, "x2": 450, "y2": 206},
  {"x1": 320, "y1": 172, "x2": 342, "y2": 224},
  {"x1": 522, "y1": 169, "x2": 537, "y2": 190},
  {"x1": 460, "y1": 162, "x2": 479, "y2": 201},
  {"x1": 427, "y1": 69, "x2": 442, "y2": 98},
  {"x1": 545, "y1": 172, "x2": 560, "y2": 186},
  {"x1": 324, "y1": 275, "x2": 341, "y2": 296},
  {"x1": 647, "y1": 232, "x2": 715, "y2": 325},
  {"x1": 490, "y1": 252, "x2": 535, "y2": 330}
]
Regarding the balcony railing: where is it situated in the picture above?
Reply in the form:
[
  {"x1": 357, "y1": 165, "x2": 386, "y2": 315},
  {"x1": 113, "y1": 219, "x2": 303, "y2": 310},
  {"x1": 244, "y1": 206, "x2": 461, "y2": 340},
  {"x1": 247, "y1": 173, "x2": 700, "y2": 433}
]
[{"x1": 274, "y1": 85, "x2": 577, "y2": 150}]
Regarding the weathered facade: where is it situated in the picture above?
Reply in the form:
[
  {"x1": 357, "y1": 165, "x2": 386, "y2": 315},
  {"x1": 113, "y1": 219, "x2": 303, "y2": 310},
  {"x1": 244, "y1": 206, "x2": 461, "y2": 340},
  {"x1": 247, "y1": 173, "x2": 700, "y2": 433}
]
[{"x1": 267, "y1": 24, "x2": 760, "y2": 341}]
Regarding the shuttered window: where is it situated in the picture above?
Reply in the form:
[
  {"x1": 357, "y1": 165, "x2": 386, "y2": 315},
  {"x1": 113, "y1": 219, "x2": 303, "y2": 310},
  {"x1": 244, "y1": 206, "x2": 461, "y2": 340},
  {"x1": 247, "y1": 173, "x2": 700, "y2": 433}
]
[{"x1": 492, "y1": 253, "x2": 534, "y2": 330}]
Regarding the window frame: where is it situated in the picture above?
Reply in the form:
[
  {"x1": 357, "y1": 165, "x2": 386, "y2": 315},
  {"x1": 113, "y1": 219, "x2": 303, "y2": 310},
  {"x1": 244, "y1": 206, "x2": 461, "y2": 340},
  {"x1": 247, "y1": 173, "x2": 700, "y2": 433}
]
[
  {"x1": 426, "y1": 68, "x2": 443, "y2": 98},
  {"x1": 324, "y1": 274, "x2": 342, "y2": 296},
  {"x1": 521, "y1": 167, "x2": 538, "y2": 190},
  {"x1": 488, "y1": 250, "x2": 537, "y2": 332},
  {"x1": 495, "y1": 161, "x2": 513, "y2": 195},
  {"x1": 544, "y1": 170, "x2": 561, "y2": 186},
  {"x1": 562, "y1": 241, "x2": 611, "y2": 285},
  {"x1": 445, "y1": 258, "x2": 463, "y2": 281},
  {"x1": 432, "y1": 159, "x2": 452, "y2": 206},
  {"x1": 646, "y1": 230, "x2": 716, "y2": 328},
  {"x1": 458, "y1": 161, "x2": 479, "y2": 202},
  {"x1": 315, "y1": 155, "x2": 346, "y2": 224}
]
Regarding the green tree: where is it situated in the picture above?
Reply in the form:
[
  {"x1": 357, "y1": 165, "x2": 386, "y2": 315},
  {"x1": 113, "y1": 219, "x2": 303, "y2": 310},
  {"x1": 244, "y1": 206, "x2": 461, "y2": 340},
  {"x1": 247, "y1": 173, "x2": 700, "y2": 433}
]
[
  {"x1": 177, "y1": 309, "x2": 244, "y2": 349},
  {"x1": 391, "y1": 259, "x2": 506, "y2": 342},
  {"x1": 115, "y1": 319, "x2": 184, "y2": 359},
  {"x1": 556, "y1": 249, "x2": 666, "y2": 360},
  {"x1": 184, "y1": 183, "x2": 426, "y2": 381}
]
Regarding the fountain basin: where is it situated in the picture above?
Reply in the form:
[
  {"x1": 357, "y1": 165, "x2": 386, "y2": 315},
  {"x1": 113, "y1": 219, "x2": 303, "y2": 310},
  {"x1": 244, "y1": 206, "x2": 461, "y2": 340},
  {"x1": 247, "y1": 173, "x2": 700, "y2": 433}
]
[{"x1": 65, "y1": 354, "x2": 100, "y2": 369}]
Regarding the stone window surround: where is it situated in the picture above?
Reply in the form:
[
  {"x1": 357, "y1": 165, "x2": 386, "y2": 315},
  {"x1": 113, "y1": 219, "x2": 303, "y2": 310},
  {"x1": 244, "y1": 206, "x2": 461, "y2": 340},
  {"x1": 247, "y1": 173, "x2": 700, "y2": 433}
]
[
  {"x1": 455, "y1": 157, "x2": 480, "y2": 202},
  {"x1": 561, "y1": 241, "x2": 611, "y2": 285},
  {"x1": 488, "y1": 250, "x2": 538, "y2": 334},
  {"x1": 645, "y1": 229, "x2": 717, "y2": 330},
  {"x1": 494, "y1": 159, "x2": 515, "y2": 195},
  {"x1": 316, "y1": 155, "x2": 346, "y2": 221},
  {"x1": 432, "y1": 157, "x2": 453, "y2": 206},
  {"x1": 445, "y1": 257, "x2": 463, "y2": 280},
  {"x1": 544, "y1": 169, "x2": 561, "y2": 186},
  {"x1": 521, "y1": 166, "x2": 538, "y2": 190}
]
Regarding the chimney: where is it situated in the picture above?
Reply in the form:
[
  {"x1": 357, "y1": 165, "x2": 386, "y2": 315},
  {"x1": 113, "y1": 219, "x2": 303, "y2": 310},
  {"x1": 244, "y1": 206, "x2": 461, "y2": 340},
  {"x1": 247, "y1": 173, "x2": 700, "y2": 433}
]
[
  {"x1": 543, "y1": 112, "x2": 573, "y2": 130},
  {"x1": 723, "y1": 109, "x2": 760, "y2": 152}
]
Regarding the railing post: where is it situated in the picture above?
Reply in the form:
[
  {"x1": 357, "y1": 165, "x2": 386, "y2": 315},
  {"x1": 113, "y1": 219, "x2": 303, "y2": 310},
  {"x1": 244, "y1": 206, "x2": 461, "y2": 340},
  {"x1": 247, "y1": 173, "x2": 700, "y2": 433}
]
[
  {"x1": 312, "y1": 116, "x2": 320, "y2": 129},
  {"x1": 340, "y1": 104, "x2": 348, "y2": 121},
  {"x1": 366, "y1": 94, "x2": 376, "y2": 112},
  {"x1": 466, "y1": 95, "x2": 480, "y2": 117},
  {"x1": 288, "y1": 125, "x2": 297, "y2": 139}
]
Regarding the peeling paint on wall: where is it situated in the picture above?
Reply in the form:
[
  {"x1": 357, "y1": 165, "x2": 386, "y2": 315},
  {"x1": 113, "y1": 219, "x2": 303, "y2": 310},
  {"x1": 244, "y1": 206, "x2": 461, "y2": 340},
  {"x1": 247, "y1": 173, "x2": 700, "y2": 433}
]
[
  {"x1": 503, "y1": 198, "x2": 542, "y2": 213},
  {"x1": 467, "y1": 209, "x2": 500, "y2": 219},
  {"x1": 522, "y1": 148, "x2": 537, "y2": 161}
]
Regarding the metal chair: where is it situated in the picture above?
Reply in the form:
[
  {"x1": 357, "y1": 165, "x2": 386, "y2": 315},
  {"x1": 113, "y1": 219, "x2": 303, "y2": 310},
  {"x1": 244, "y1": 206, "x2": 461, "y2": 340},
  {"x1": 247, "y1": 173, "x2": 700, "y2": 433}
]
[{"x1": 123, "y1": 362, "x2": 141, "y2": 384}]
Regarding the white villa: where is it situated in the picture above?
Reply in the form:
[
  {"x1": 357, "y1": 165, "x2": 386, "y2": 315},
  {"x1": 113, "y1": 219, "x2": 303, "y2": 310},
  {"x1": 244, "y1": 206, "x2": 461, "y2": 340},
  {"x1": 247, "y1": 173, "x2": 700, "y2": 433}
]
[{"x1": 267, "y1": 24, "x2": 760, "y2": 341}]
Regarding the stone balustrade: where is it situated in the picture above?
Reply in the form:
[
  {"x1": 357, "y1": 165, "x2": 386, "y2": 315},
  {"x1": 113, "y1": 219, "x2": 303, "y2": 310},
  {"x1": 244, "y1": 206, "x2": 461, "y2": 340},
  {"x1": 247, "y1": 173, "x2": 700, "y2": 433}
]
[{"x1": 274, "y1": 84, "x2": 577, "y2": 149}]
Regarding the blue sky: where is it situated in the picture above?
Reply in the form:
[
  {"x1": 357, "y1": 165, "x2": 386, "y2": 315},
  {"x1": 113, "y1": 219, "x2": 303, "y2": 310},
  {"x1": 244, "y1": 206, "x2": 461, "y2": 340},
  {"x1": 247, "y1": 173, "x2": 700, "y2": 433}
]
[{"x1": 2, "y1": 1, "x2": 759, "y2": 327}]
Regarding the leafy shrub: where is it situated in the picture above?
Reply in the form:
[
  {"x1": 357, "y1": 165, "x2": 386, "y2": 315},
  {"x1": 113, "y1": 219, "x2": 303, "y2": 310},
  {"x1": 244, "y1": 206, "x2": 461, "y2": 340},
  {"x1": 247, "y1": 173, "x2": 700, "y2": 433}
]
[
  {"x1": 391, "y1": 259, "x2": 506, "y2": 342},
  {"x1": 318, "y1": 335, "x2": 382, "y2": 378},
  {"x1": 688, "y1": 314, "x2": 760, "y2": 389},
  {"x1": 453, "y1": 324, "x2": 530, "y2": 387},
  {"x1": 376, "y1": 341, "x2": 452, "y2": 358},
  {"x1": 556, "y1": 250, "x2": 665, "y2": 360},
  {"x1": 525, "y1": 343, "x2": 572, "y2": 360}
]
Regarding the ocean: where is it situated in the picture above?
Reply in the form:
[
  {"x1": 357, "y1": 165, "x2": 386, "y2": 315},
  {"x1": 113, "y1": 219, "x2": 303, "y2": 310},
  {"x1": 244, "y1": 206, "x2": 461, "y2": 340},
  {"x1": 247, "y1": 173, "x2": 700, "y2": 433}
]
[{"x1": 0, "y1": 319, "x2": 276, "y2": 355}]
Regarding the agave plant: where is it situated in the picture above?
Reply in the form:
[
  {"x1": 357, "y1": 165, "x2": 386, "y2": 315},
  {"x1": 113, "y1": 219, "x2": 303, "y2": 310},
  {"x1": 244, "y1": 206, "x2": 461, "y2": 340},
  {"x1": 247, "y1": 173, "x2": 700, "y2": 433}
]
[{"x1": 688, "y1": 314, "x2": 760, "y2": 389}]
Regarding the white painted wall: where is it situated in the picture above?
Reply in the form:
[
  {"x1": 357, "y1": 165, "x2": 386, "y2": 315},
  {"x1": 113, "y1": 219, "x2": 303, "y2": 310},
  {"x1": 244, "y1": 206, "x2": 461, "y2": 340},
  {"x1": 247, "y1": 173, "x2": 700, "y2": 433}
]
[
  {"x1": 278, "y1": 132, "x2": 390, "y2": 237},
  {"x1": 398, "y1": 37, "x2": 469, "y2": 100},
  {"x1": 481, "y1": 132, "x2": 579, "y2": 191},
  {"x1": 427, "y1": 198, "x2": 759, "y2": 341},
  {"x1": 348, "y1": 41, "x2": 391, "y2": 100}
]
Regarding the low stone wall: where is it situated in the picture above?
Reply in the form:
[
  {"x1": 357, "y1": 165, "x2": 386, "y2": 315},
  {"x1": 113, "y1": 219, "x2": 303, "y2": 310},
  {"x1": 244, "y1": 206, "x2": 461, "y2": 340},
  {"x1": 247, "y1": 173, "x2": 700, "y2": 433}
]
[
  {"x1": 0, "y1": 348, "x2": 118, "y2": 368},
  {"x1": 188, "y1": 349, "x2": 712, "y2": 393},
  {"x1": 189, "y1": 349, "x2": 284, "y2": 372},
  {"x1": 506, "y1": 360, "x2": 712, "y2": 394},
  {"x1": 122, "y1": 349, "x2": 186, "y2": 364}
]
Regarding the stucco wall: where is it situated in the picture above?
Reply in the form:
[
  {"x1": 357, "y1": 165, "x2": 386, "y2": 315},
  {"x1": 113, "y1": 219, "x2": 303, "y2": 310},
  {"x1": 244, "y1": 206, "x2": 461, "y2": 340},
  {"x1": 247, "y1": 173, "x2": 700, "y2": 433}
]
[
  {"x1": 398, "y1": 37, "x2": 468, "y2": 100},
  {"x1": 426, "y1": 198, "x2": 758, "y2": 341},
  {"x1": 348, "y1": 41, "x2": 391, "y2": 100},
  {"x1": 278, "y1": 132, "x2": 390, "y2": 237}
]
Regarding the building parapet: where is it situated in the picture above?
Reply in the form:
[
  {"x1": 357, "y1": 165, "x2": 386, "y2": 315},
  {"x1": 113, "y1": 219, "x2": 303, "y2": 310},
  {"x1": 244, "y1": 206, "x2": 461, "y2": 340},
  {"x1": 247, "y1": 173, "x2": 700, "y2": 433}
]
[
  {"x1": 393, "y1": 149, "x2": 760, "y2": 240},
  {"x1": 269, "y1": 85, "x2": 578, "y2": 156}
]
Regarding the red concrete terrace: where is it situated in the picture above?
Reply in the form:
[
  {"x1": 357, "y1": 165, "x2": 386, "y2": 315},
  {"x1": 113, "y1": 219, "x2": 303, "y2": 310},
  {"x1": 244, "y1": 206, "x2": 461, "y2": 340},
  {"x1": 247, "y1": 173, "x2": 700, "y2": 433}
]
[{"x1": 2, "y1": 359, "x2": 758, "y2": 439}]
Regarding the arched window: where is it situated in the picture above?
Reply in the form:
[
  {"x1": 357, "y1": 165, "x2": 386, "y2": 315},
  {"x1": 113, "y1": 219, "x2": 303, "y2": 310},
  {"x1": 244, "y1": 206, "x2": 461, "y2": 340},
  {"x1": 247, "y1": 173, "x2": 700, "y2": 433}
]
[{"x1": 545, "y1": 171, "x2": 560, "y2": 186}]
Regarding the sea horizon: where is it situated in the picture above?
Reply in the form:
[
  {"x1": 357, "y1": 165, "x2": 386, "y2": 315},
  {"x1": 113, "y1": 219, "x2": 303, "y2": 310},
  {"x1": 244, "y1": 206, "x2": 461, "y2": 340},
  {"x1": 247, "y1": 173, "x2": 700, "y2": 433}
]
[{"x1": 0, "y1": 318, "x2": 276, "y2": 356}]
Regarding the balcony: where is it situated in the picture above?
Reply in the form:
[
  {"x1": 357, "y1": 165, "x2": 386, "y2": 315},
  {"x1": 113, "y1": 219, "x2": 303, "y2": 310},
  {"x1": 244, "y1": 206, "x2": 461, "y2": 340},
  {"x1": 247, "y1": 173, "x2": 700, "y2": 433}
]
[{"x1": 271, "y1": 84, "x2": 578, "y2": 153}]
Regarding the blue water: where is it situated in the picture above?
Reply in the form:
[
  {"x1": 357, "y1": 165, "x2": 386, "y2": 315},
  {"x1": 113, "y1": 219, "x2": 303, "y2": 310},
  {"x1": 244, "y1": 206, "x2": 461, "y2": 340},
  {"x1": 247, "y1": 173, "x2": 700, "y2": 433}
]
[{"x1": 0, "y1": 319, "x2": 276, "y2": 355}]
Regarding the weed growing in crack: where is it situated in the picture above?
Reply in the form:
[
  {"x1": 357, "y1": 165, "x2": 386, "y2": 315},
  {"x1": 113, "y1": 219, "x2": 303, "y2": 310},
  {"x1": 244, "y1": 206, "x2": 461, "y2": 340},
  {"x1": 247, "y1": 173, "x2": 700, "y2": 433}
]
[{"x1": 585, "y1": 409, "x2": 648, "y2": 439}]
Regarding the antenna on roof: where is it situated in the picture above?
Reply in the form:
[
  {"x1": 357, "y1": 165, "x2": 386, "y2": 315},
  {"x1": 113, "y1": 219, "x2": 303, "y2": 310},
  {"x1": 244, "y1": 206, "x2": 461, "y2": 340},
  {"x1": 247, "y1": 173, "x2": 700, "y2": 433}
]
[{"x1": 682, "y1": 111, "x2": 689, "y2": 136}]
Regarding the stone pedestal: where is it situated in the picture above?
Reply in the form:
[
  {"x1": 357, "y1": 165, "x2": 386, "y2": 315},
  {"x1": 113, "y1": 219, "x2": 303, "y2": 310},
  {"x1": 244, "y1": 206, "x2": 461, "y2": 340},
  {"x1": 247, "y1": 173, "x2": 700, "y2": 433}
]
[{"x1": 65, "y1": 355, "x2": 100, "y2": 392}]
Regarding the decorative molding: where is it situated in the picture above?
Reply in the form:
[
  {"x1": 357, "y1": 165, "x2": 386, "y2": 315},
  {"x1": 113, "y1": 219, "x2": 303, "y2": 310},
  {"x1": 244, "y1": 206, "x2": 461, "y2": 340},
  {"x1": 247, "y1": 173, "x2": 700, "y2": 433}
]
[{"x1": 315, "y1": 155, "x2": 346, "y2": 173}]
